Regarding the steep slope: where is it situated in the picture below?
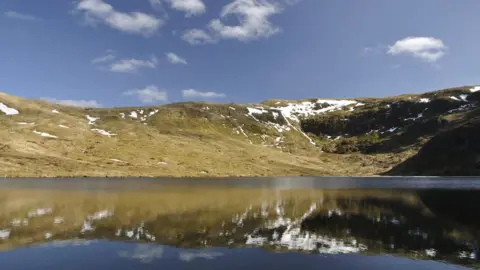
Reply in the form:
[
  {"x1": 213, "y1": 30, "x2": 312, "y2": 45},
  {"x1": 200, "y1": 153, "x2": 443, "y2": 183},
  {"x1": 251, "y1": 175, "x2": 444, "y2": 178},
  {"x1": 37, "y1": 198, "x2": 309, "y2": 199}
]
[
  {"x1": 386, "y1": 114, "x2": 480, "y2": 176},
  {"x1": 1, "y1": 85, "x2": 479, "y2": 177}
]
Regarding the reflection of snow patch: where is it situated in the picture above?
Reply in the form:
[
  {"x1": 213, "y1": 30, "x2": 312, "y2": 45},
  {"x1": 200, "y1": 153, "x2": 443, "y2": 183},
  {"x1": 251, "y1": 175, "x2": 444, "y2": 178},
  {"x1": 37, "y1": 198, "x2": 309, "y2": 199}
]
[
  {"x1": 45, "y1": 232, "x2": 52, "y2": 239},
  {"x1": 90, "y1": 210, "x2": 114, "y2": 221},
  {"x1": 0, "y1": 229, "x2": 11, "y2": 240},
  {"x1": 425, "y1": 249, "x2": 436, "y2": 257},
  {"x1": 81, "y1": 221, "x2": 94, "y2": 233},
  {"x1": 28, "y1": 208, "x2": 53, "y2": 217}
]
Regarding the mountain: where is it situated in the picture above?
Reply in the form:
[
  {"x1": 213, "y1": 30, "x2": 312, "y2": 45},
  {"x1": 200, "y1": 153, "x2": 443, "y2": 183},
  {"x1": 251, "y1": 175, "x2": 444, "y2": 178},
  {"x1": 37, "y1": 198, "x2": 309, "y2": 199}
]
[{"x1": 1, "y1": 85, "x2": 480, "y2": 177}]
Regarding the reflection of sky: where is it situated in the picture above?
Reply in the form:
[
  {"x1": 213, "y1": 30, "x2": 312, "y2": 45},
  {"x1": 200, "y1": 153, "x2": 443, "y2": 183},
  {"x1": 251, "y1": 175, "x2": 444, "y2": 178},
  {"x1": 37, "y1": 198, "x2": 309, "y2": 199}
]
[{"x1": 0, "y1": 241, "x2": 471, "y2": 270}]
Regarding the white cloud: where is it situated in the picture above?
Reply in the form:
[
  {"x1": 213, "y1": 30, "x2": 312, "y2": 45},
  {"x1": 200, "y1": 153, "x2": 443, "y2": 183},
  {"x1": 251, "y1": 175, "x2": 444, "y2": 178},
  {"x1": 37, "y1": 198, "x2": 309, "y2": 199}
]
[
  {"x1": 387, "y1": 37, "x2": 447, "y2": 62},
  {"x1": 74, "y1": 0, "x2": 163, "y2": 36},
  {"x1": 42, "y1": 98, "x2": 102, "y2": 108},
  {"x1": 4, "y1": 11, "x2": 40, "y2": 21},
  {"x1": 182, "y1": 0, "x2": 285, "y2": 45},
  {"x1": 123, "y1": 85, "x2": 168, "y2": 103},
  {"x1": 166, "y1": 52, "x2": 187, "y2": 64},
  {"x1": 109, "y1": 56, "x2": 157, "y2": 73},
  {"x1": 208, "y1": 0, "x2": 283, "y2": 42},
  {"x1": 164, "y1": 0, "x2": 206, "y2": 17},
  {"x1": 182, "y1": 89, "x2": 226, "y2": 99},
  {"x1": 182, "y1": 29, "x2": 217, "y2": 45}
]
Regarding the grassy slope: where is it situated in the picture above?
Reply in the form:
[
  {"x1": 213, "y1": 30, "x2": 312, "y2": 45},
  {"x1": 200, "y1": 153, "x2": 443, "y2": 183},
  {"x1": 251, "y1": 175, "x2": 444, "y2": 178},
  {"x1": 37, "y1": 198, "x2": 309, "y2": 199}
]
[
  {"x1": 1, "y1": 86, "x2": 479, "y2": 177},
  {"x1": 0, "y1": 93, "x2": 388, "y2": 177}
]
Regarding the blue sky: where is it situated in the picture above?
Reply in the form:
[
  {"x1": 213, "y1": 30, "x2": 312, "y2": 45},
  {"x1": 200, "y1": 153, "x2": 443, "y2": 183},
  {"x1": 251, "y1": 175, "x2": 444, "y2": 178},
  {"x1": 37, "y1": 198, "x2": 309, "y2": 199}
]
[{"x1": 0, "y1": 0, "x2": 479, "y2": 107}]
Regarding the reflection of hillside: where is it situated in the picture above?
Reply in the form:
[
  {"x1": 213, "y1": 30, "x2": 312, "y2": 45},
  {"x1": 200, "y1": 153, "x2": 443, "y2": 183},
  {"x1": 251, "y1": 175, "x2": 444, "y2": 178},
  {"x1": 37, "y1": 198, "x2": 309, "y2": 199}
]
[{"x1": 0, "y1": 188, "x2": 478, "y2": 267}]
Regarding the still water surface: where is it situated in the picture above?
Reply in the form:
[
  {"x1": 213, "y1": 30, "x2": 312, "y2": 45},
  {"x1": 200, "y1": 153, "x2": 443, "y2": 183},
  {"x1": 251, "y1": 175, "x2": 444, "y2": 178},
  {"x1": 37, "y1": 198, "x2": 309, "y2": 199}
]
[{"x1": 0, "y1": 177, "x2": 479, "y2": 269}]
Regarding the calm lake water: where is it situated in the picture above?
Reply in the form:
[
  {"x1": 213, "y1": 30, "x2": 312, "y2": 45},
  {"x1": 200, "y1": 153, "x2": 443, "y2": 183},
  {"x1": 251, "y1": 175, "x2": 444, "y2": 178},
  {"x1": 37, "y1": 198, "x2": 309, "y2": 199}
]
[{"x1": 0, "y1": 177, "x2": 479, "y2": 269}]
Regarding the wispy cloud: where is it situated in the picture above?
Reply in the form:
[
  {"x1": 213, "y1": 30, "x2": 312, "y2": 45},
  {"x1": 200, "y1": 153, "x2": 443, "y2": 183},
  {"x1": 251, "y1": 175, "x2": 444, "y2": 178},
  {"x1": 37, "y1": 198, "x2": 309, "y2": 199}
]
[
  {"x1": 42, "y1": 97, "x2": 102, "y2": 108},
  {"x1": 164, "y1": 0, "x2": 206, "y2": 17},
  {"x1": 123, "y1": 85, "x2": 168, "y2": 103},
  {"x1": 119, "y1": 245, "x2": 164, "y2": 264},
  {"x1": 182, "y1": 29, "x2": 217, "y2": 45},
  {"x1": 4, "y1": 11, "x2": 40, "y2": 21},
  {"x1": 387, "y1": 36, "x2": 447, "y2": 62},
  {"x1": 109, "y1": 56, "x2": 158, "y2": 73},
  {"x1": 91, "y1": 50, "x2": 116, "y2": 64},
  {"x1": 74, "y1": 0, "x2": 163, "y2": 36},
  {"x1": 362, "y1": 44, "x2": 386, "y2": 55},
  {"x1": 182, "y1": 89, "x2": 226, "y2": 99},
  {"x1": 166, "y1": 52, "x2": 187, "y2": 64},
  {"x1": 179, "y1": 251, "x2": 223, "y2": 262}
]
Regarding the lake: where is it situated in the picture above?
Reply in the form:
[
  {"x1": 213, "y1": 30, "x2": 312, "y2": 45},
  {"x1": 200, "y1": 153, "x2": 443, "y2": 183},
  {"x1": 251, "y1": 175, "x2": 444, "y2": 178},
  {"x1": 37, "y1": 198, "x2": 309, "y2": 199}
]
[{"x1": 0, "y1": 177, "x2": 479, "y2": 269}]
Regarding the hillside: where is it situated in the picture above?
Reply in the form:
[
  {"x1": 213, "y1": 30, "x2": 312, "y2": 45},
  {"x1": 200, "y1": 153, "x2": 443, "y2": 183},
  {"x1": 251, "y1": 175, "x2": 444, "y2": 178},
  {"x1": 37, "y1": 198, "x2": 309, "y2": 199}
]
[{"x1": 1, "y1": 85, "x2": 480, "y2": 177}]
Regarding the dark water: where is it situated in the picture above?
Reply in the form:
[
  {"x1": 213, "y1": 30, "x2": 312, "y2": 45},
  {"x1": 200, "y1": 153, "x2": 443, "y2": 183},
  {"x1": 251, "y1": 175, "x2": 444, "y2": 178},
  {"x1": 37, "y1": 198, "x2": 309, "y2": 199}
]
[{"x1": 0, "y1": 177, "x2": 479, "y2": 269}]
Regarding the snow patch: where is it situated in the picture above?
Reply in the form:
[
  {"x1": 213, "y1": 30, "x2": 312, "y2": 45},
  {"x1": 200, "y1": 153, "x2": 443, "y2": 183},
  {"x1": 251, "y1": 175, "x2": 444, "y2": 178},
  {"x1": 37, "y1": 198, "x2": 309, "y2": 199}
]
[
  {"x1": 129, "y1": 111, "x2": 138, "y2": 119},
  {"x1": 28, "y1": 208, "x2": 53, "y2": 217},
  {"x1": 110, "y1": 159, "x2": 125, "y2": 163},
  {"x1": 0, "y1": 103, "x2": 19, "y2": 115},
  {"x1": 18, "y1": 122, "x2": 34, "y2": 125},
  {"x1": 148, "y1": 109, "x2": 159, "y2": 116},
  {"x1": 272, "y1": 100, "x2": 358, "y2": 122},
  {"x1": 91, "y1": 129, "x2": 116, "y2": 137},
  {"x1": 459, "y1": 94, "x2": 468, "y2": 101},
  {"x1": 450, "y1": 96, "x2": 460, "y2": 101},
  {"x1": 52, "y1": 109, "x2": 59, "y2": 114},
  {"x1": 247, "y1": 107, "x2": 269, "y2": 115},
  {"x1": 158, "y1": 162, "x2": 168, "y2": 165},
  {"x1": 120, "y1": 113, "x2": 125, "y2": 119},
  {"x1": 86, "y1": 115, "x2": 99, "y2": 125},
  {"x1": 404, "y1": 113, "x2": 423, "y2": 121},
  {"x1": 469, "y1": 86, "x2": 480, "y2": 93},
  {"x1": 33, "y1": 130, "x2": 57, "y2": 138},
  {"x1": 54, "y1": 217, "x2": 64, "y2": 224},
  {"x1": 58, "y1": 124, "x2": 69, "y2": 128},
  {"x1": 229, "y1": 107, "x2": 236, "y2": 111},
  {"x1": 418, "y1": 98, "x2": 430, "y2": 103},
  {"x1": 45, "y1": 232, "x2": 52, "y2": 239}
]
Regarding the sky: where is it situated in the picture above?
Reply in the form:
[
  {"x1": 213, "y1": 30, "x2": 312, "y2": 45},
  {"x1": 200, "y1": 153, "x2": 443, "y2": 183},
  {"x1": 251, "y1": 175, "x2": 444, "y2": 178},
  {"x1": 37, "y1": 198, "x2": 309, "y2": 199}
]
[{"x1": 0, "y1": 0, "x2": 479, "y2": 107}]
